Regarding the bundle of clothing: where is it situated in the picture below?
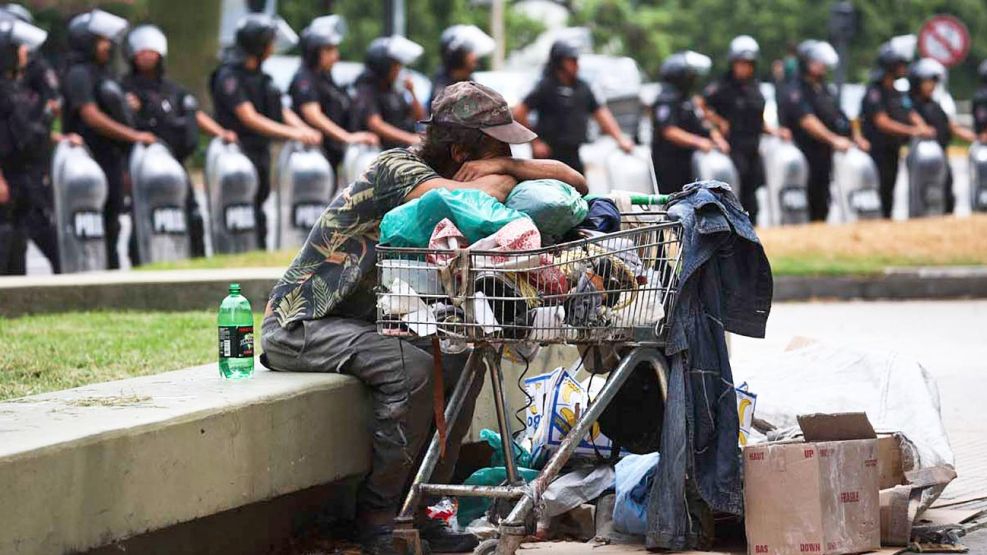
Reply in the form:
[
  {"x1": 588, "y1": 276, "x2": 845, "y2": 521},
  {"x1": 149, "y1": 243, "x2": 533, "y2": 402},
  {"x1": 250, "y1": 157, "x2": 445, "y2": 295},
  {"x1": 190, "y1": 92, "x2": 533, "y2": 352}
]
[{"x1": 376, "y1": 180, "x2": 667, "y2": 355}]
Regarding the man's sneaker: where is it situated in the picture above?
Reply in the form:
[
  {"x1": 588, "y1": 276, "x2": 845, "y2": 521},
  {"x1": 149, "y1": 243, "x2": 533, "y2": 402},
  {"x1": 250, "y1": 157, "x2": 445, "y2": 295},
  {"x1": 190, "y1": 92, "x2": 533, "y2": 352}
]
[{"x1": 418, "y1": 519, "x2": 480, "y2": 553}]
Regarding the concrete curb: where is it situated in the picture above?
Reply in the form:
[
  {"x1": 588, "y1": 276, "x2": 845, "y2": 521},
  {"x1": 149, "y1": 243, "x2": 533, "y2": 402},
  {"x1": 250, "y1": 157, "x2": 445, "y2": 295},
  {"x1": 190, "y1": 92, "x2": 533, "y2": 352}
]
[{"x1": 2, "y1": 266, "x2": 986, "y2": 318}]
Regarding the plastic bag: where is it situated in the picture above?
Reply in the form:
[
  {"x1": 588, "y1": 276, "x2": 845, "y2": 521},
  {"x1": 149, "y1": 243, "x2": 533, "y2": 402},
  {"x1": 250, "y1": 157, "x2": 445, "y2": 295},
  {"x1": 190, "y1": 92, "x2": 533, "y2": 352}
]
[
  {"x1": 380, "y1": 188, "x2": 527, "y2": 248},
  {"x1": 480, "y1": 428, "x2": 533, "y2": 472},
  {"x1": 456, "y1": 466, "x2": 539, "y2": 527},
  {"x1": 612, "y1": 452, "x2": 660, "y2": 535},
  {"x1": 505, "y1": 179, "x2": 588, "y2": 239}
]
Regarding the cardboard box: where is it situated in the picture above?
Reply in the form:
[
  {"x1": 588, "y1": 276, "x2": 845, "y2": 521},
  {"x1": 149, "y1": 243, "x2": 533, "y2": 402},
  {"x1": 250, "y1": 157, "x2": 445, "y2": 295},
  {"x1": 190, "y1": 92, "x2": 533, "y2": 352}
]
[{"x1": 744, "y1": 413, "x2": 881, "y2": 555}]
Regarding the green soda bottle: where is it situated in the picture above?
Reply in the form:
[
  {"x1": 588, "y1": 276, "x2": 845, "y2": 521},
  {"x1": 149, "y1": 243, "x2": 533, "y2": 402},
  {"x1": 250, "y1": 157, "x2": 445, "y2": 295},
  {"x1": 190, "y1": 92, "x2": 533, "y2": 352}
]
[{"x1": 218, "y1": 283, "x2": 254, "y2": 379}]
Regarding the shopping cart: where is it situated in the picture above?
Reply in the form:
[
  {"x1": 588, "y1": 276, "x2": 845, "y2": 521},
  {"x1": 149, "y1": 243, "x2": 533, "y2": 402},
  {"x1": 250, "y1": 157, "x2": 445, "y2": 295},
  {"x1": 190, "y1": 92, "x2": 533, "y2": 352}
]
[{"x1": 376, "y1": 194, "x2": 682, "y2": 555}]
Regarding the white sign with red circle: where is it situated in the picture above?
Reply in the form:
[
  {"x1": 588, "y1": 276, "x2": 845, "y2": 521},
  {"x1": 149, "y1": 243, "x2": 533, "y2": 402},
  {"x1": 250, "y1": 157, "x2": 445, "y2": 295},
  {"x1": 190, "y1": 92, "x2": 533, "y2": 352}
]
[{"x1": 918, "y1": 15, "x2": 970, "y2": 68}]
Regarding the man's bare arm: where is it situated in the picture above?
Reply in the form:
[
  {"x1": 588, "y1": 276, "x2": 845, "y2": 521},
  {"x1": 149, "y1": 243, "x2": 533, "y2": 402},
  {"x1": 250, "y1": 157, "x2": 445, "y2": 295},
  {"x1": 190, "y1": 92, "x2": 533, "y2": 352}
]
[
  {"x1": 404, "y1": 173, "x2": 519, "y2": 202},
  {"x1": 452, "y1": 157, "x2": 587, "y2": 195}
]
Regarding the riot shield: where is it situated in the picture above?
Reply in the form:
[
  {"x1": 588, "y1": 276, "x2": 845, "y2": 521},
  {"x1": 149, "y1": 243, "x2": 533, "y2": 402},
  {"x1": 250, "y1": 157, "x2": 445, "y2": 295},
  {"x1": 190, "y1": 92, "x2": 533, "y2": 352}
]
[
  {"x1": 51, "y1": 141, "x2": 108, "y2": 272},
  {"x1": 604, "y1": 146, "x2": 658, "y2": 195},
  {"x1": 969, "y1": 141, "x2": 987, "y2": 213},
  {"x1": 906, "y1": 139, "x2": 947, "y2": 218},
  {"x1": 274, "y1": 141, "x2": 335, "y2": 249},
  {"x1": 832, "y1": 146, "x2": 882, "y2": 222},
  {"x1": 129, "y1": 143, "x2": 191, "y2": 263},
  {"x1": 339, "y1": 144, "x2": 381, "y2": 187},
  {"x1": 691, "y1": 149, "x2": 740, "y2": 194},
  {"x1": 761, "y1": 139, "x2": 809, "y2": 225},
  {"x1": 205, "y1": 138, "x2": 260, "y2": 254}
]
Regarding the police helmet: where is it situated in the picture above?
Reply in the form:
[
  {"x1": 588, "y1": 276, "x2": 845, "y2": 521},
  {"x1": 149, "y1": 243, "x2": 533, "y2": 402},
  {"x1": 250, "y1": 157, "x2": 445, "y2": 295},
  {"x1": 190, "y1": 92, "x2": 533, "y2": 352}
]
[
  {"x1": 235, "y1": 13, "x2": 297, "y2": 58},
  {"x1": 0, "y1": 17, "x2": 46, "y2": 75},
  {"x1": 365, "y1": 35, "x2": 423, "y2": 79},
  {"x1": 125, "y1": 24, "x2": 168, "y2": 60},
  {"x1": 548, "y1": 39, "x2": 580, "y2": 70},
  {"x1": 877, "y1": 35, "x2": 915, "y2": 71},
  {"x1": 908, "y1": 57, "x2": 945, "y2": 93},
  {"x1": 1, "y1": 3, "x2": 32, "y2": 23},
  {"x1": 798, "y1": 39, "x2": 839, "y2": 72},
  {"x1": 68, "y1": 9, "x2": 128, "y2": 58},
  {"x1": 440, "y1": 24, "x2": 494, "y2": 71},
  {"x1": 300, "y1": 15, "x2": 346, "y2": 68},
  {"x1": 728, "y1": 35, "x2": 759, "y2": 63},
  {"x1": 660, "y1": 50, "x2": 712, "y2": 92}
]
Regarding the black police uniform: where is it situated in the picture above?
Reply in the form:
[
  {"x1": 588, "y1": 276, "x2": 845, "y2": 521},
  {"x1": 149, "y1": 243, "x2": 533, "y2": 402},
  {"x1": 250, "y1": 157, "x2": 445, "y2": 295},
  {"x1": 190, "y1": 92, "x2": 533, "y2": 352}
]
[
  {"x1": 522, "y1": 73, "x2": 599, "y2": 174},
  {"x1": 0, "y1": 77, "x2": 50, "y2": 274},
  {"x1": 704, "y1": 73, "x2": 766, "y2": 220},
  {"x1": 910, "y1": 94, "x2": 955, "y2": 213},
  {"x1": 62, "y1": 59, "x2": 135, "y2": 269},
  {"x1": 288, "y1": 65, "x2": 353, "y2": 171},
  {"x1": 973, "y1": 86, "x2": 987, "y2": 137},
  {"x1": 651, "y1": 85, "x2": 709, "y2": 194},
  {"x1": 210, "y1": 60, "x2": 284, "y2": 249},
  {"x1": 779, "y1": 77, "x2": 851, "y2": 221},
  {"x1": 122, "y1": 72, "x2": 206, "y2": 256},
  {"x1": 353, "y1": 71, "x2": 415, "y2": 151},
  {"x1": 861, "y1": 81, "x2": 913, "y2": 218}
]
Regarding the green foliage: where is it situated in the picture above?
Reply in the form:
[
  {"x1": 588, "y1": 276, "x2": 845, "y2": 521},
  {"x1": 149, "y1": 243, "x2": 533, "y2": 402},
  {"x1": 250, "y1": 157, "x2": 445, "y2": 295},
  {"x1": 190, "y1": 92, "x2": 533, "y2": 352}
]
[
  {"x1": 571, "y1": 0, "x2": 986, "y2": 97},
  {"x1": 279, "y1": 0, "x2": 544, "y2": 76}
]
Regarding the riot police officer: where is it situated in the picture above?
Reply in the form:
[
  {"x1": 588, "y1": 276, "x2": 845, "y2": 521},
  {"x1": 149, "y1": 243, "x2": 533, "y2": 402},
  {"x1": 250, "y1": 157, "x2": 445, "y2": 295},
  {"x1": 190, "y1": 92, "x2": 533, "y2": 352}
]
[
  {"x1": 353, "y1": 35, "x2": 425, "y2": 150},
  {"x1": 779, "y1": 40, "x2": 868, "y2": 221},
  {"x1": 209, "y1": 13, "x2": 321, "y2": 250},
  {"x1": 514, "y1": 40, "x2": 634, "y2": 174},
  {"x1": 122, "y1": 24, "x2": 238, "y2": 257},
  {"x1": 289, "y1": 15, "x2": 378, "y2": 172},
  {"x1": 908, "y1": 58, "x2": 975, "y2": 214},
  {"x1": 650, "y1": 50, "x2": 727, "y2": 193},
  {"x1": 428, "y1": 24, "x2": 495, "y2": 113},
  {"x1": 972, "y1": 61, "x2": 987, "y2": 143},
  {"x1": 0, "y1": 18, "x2": 80, "y2": 274},
  {"x1": 0, "y1": 4, "x2": 61, "y2": 272},
  {"x1": 62, "y1": 9, "x2": 155, "y2": 269},
  {"x1": 703, "y1": 36, "x2": 788, "y2": 221},
  {"x1": 860, "y1": 39, "x2": 935, "y2": 218}
]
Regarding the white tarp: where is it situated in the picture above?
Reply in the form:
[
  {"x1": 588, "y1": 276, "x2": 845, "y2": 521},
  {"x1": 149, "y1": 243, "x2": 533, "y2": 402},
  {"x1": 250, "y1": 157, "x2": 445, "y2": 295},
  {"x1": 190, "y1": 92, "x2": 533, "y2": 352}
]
[{"x1": 732, "y1": 339, "x2": 954, "y2": 506}]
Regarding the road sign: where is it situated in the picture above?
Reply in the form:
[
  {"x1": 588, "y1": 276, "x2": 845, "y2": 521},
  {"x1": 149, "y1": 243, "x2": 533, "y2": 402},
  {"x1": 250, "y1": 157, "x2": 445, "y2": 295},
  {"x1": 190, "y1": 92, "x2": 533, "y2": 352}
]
[{"x1": 918, "y1": 15, "x2": 970, "y2": 68}]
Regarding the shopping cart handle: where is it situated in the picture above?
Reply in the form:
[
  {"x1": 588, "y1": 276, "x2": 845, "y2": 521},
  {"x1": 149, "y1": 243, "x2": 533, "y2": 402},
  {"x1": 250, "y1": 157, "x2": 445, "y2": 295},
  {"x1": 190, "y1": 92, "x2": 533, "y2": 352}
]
[{"x1": 629, "y1": 194, "x2": 671, "y2": 206}]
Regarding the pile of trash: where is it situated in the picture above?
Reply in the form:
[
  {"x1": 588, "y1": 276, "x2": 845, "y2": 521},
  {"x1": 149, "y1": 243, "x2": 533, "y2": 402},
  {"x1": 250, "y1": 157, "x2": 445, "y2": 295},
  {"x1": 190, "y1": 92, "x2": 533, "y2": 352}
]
[
  {"x1": 376, "y1": 180, "x2": 676, "y2": 351},
  {"x1": 423, "y1": 339, "x2": 982, "y2": 554}
]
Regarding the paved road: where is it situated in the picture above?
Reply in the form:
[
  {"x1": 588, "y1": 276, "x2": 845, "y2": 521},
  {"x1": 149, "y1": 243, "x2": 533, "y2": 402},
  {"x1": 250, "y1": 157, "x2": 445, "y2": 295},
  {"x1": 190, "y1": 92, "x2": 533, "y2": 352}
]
[{"x1": 731, "y1": 300, "x2": 987, "y2": 503}]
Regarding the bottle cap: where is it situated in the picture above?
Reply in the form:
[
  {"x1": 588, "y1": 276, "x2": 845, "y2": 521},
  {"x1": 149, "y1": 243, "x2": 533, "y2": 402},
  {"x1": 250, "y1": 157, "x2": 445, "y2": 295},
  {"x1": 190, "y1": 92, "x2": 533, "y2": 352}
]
[{"x1": 229, "y1": 282, "x2": 241, "y2": 294}]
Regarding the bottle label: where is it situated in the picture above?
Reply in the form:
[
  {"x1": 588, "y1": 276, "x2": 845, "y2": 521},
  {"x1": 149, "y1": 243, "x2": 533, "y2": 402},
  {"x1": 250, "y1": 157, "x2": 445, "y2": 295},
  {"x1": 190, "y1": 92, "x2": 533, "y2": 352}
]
[{"x1": 219, "y1": 326, "x2": 254, "y2": 358}]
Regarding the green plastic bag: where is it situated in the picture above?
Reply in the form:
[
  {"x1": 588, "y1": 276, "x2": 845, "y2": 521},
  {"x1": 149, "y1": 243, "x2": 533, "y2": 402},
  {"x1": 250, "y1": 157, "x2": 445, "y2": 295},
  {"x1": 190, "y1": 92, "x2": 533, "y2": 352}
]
[
  {"x1": 457, "y1": 466, "x2": 539, "y2": 527},
  {"x1": 380, "y1": 188, "x2": 527, "y2": 248},
  {"x1": 481, "y1": 428, "x2": 533, "y2": 469},
  {"x1": 505, "y1": 179, "x2": 588, "y2": 239}
]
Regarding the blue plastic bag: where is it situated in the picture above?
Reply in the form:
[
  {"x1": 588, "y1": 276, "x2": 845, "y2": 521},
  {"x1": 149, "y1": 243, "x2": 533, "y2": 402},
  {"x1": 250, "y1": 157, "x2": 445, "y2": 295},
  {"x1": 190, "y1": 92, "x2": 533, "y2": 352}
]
[
  {"x1": 612, "y1": 452, "x2": 661, "y2": 535},
  {"x1": 380, "y1": 188, "x2": 527, "y2": 248},
  {"x1": 505, "y1": 179, "x2": 588, "y2": 239}
]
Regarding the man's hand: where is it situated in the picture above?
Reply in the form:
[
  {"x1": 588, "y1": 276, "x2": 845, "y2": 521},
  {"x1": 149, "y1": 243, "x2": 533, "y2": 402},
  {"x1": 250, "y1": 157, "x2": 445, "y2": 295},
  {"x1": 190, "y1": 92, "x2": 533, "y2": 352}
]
[
  {"x1": 913, "y1": 125, "x2": 936, "y2": 140},
  {"x1": 854, "y1": 136, "x2": 871, "y2": 152},
  {"x1": 221, "y1": 129, "x2": 238, "y2": 144},
  {"x1": 532, "y1": 139, "x2": 552, "y2": 159},
  {"x1": 403, "y1": 75, "x2": 416, "y2": 94},
  {"x1": 617, "y1": 136, "x2": 635, "y2": 154},
  {"x1": 295, "y1": 127, "x2": 322, "y2": 146},
  {"x1": 126, "y1": 93, "x2": 141, "y2": 112},
  {"x1": 831, "y1": 136, "x2": 852, "y2": 152},
  {"x1": 453, "y1": 158, "x2": 508, "y2": 182},
  {"x1": 64, "y1": 133, "x2": 84, "y2": 146},
  {"x1": 136, "y1": 132, "x2": 156, "y2": 145},
  {"x1": 349, "y1": 131, "x2": 380, "y2": 146},
  {"x1": 0, "y1": 172, "x2": 9, "y2": 205},
  {"x1": 713, "y1": 135, "x2": 731, "y2": 154}
]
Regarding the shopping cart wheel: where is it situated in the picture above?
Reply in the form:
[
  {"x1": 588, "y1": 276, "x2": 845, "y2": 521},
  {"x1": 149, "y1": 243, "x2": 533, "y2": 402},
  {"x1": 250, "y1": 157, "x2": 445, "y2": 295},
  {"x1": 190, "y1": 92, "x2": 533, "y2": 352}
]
[{"x1": 472, "y1": 538, "x2": 500, "y2": 555}]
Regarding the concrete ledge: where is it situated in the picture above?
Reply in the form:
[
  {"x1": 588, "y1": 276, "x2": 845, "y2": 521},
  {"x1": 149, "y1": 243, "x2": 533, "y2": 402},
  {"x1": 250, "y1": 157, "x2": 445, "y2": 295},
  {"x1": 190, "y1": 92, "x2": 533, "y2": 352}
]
[
  {"x1": 774, "y1": 267, "x2": 987, "y2": 301},
  {"x1": 2, "y1": 266, "x2": 987, "y2": 318},
  {"x1": 0, "y1": 268, "x2": 281, "y2": 317},
  {"x1": 0, "y1": 364, "x2": 371, "y2": 554}
]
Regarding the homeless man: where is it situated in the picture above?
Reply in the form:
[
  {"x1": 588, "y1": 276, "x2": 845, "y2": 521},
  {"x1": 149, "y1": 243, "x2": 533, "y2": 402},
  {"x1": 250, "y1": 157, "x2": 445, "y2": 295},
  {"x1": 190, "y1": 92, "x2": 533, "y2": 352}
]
[{"x1": 261, "y1": 81, "x2": 586, "y2": 555}]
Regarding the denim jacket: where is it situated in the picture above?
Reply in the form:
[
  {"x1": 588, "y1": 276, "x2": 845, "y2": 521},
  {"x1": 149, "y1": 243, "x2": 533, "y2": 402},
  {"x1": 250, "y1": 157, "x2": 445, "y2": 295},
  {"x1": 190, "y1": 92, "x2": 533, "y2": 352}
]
[{"x1": 646, "y1": 181, "x2": 773, "y2": 550}]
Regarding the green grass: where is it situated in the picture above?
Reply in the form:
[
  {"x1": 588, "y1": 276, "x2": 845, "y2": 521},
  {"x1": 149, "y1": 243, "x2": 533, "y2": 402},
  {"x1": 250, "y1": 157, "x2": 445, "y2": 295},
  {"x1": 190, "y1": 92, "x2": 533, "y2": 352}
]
[
  {"x1": 140, "y1": 249, "x2": 297, "y2": 271},
  {"x1": 0, "y1": 310, "x2": 264, "y2": 401}
]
